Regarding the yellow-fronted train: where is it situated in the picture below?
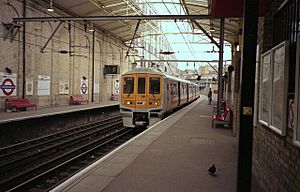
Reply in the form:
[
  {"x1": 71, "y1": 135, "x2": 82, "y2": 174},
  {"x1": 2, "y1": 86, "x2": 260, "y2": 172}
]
[{"x1": 120, "y1": 67, "x2": 200, "y2": 128}]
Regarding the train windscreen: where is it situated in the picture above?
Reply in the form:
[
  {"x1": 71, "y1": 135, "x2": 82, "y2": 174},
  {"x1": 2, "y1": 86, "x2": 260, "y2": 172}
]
[
  {"x1": 138, "y1": 77, "x2": 146, "y2": 94},
  {"x1": 149, "y1": 77, "x2": 160, "y2": 94},
  {"x1": 123, "y1": 77, "x2": 134, "y2": 94}
]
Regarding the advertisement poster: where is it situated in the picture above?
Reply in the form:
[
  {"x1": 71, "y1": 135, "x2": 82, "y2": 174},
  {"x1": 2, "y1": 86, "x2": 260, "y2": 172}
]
[
  {"x1": 26, "y1": 79, "x2": 33, "y2": 96},
  {"x1": 38, "y1": 75, "x2": 50, "y2": 96},
  {"x1": 59, "y1": 80, "x2": 69, "y2": 95},
  {"x1": 0, "y1": 72, "x2": 17, "y2": 97},
  {"x1": 259, "y1": 51, "x2": 271, "y2": 126},
  {"x1": 270, "y1": 41, "x2": 288, "y2": 134}
]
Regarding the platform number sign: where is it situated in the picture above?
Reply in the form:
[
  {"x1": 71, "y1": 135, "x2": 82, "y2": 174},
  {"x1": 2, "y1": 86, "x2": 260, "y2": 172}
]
[
  {"x1": 80, "y1": 79, "x2": 88, "y2": 95},
  {"x1": 0, "y1": 72, "x2": 17, "y2": 97}
]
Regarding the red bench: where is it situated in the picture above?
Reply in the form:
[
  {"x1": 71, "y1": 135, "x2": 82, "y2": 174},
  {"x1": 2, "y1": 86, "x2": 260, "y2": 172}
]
[
  {"x1": 69, "y1": 95, "x2": 88, "y2": 105},
  {"x1": 6, "y1": 98, "x2": 37, "y2": 112},
  {"x1": 212, "y1": 107, "x2": 231, "y2": 128}
]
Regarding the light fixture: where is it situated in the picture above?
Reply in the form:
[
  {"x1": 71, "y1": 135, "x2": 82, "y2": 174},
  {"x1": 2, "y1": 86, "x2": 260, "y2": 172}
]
[
  {"x1": 47, "y1": 0, "x2": 54, "y2": 12},
  {"x1": 210, "y1": 20, "x2": 215, "y2": 32},
  {"x1": 5, "y1": 67, "x2": 12, "y2": 74},
  {"x1": 88, "y1": 24, "x2": 94, "y2": 32},
  {"x1": 159, "y1": 50, "x2": 174, "y2": 55}
]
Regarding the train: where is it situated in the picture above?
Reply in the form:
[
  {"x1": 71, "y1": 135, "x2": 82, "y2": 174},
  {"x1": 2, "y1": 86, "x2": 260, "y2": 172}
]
[{"x1": 120, "y1": 67, "x2": 201, "y2": 128}]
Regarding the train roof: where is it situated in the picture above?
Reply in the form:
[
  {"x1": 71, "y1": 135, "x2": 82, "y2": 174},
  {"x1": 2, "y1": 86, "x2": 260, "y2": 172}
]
[
  {"x1": 123, "y1": 67, "x2": 164, "y2": 76},
  {"x1": 123, "y1": 67, "x2": 198, "y2": 86}
]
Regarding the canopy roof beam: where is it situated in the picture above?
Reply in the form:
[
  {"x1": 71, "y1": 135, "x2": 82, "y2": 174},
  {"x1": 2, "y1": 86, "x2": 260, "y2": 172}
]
[{"x1": 13, "y1": 15, "x2": 211, "y2": 22}]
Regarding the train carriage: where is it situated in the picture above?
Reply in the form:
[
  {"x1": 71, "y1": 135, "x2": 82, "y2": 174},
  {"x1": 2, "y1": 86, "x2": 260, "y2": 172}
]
[{"x1": 120, "y1": 67, "x2": 200, "y2": 128}]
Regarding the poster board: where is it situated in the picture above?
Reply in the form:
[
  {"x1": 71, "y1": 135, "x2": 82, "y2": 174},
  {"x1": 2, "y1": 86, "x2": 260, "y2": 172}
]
[
  {"x1": 269, "y1": 41, "x2": 289, "y2": 135},
  {"x1": 258, "y1": 50, "x2": 271, "y2": 126},
  {"x1": 259, "y1": 41, "x2": 289, "y2": 136},
  {"x1": 94, "y1": 83, "x2": 99, "y2": 94},
  {"x1": 26, "y1": 79, "x2": 33, "y2": 96},
  {"x1": 253, "y1": 44, "x2": 260, "y2": 126},
  {"x1": 294, "y1": 34, "x2": 300, "y2": 146},
  {"x1": 59, "y1": 80, "x2": 69, "y2": 95},
  {"x1": 38, "y1": 75, "x2": 51, "y2": 96}
]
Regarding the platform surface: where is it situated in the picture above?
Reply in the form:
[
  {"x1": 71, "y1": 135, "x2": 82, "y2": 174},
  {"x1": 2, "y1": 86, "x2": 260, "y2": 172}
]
[
  {"x1": 0, "y1": 101, "x2": 119, "y2": 124},
  {"x1": 52, "y1": 96, "x2": 238, "y2": 192}
]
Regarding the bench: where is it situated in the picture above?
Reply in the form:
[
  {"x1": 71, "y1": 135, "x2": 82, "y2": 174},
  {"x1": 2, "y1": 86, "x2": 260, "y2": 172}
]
[
  {"x1": 69, "y1": 95, "x2": 88, "y2": 105},
  {"x1": 6, "y1": 98, "x2": 37, "y2": 112},
  {"x1": 212, "y1": 107, "x2": 231, "y2": 128}
]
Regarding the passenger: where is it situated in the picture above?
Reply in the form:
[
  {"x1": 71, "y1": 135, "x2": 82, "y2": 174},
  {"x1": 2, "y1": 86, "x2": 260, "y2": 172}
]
[{"x1": 207, "y1": 88, "x2": 212, "y2": 105}]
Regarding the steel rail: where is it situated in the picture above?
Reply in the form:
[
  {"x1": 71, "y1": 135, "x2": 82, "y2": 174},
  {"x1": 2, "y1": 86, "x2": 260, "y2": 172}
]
[
  {"x1": 0, "y1": 115, "x2": 122, "y2": 161},
  {"x1": 6, "y1": 128, "x2": 133, "y2": 192},
  {"x1": 0, "y1": 122, "x2": 125, "y2": 191},
  {"x1": 0, "y1": 119, "x2": 123, "y2": 173}
]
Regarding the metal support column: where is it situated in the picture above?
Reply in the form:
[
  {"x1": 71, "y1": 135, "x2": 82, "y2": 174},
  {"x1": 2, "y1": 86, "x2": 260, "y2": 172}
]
[
  {"x1": 217, "y1": 18, "x2": 224, "y2": 116},
  {"x1": 22, "y1": 0, "x2": 26, "y2": 99},
  {"x1": 237, "y1": 0, "x2": 259, "y2": 191}
]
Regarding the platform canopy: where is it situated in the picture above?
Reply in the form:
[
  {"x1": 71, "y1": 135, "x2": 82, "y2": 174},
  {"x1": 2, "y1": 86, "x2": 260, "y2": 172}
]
[
  {"x1": 33, "y1": 0, "x2": 273, "y2": 45},
  {"x1": 37, "y1": 0, "x2": 223, "y2": 43}
]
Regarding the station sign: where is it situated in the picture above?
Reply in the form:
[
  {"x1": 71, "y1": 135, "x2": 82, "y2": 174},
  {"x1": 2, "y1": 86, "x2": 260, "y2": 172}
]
[
  {"x1": 80, "y1": 79, "x2": 88, "y2": 94},
  {"x1": 0, "y1": 72, "x2": 17, "y2": 97},
  {"x1": 113, "y1": 79, "x2": 120, "y2": 95}
]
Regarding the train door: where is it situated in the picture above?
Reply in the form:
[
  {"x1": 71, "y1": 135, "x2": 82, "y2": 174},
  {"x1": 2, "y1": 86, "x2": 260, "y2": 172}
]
[
  {"x1": 135, "y1": 75, "x2": 147, "y2": 108},
  {"x1": 122, "y1": 76, "x2": 135, "y2": 108}
]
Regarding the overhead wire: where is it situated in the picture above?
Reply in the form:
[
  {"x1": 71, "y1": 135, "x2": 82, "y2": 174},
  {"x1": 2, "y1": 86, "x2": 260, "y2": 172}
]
[{"x1": 161, "y1": 0, "x2": 198, "y2": 60}]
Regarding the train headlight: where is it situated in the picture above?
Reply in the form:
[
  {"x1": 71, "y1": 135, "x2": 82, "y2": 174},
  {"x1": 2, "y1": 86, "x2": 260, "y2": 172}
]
[
  {"x1": 154, "y1": 102, "x2": 158, "y2": 105},
  {"x1": 127, "y1": 101, "x2": 131, "y2": 105}
]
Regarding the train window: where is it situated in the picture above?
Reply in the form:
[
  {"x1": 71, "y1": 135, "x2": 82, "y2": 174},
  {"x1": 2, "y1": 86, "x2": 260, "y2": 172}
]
[
  {"x1": 123, "y1": 77, "x2": 134, "y2": 94},
  {"x1": 138, "y1": 77, "x2": 145, "y2": 94},
  {"x1": 149, "y1": 77, "x2": 160, "y2": 94}
]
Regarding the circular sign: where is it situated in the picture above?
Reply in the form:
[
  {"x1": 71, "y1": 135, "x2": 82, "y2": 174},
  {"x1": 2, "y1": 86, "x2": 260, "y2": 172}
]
[
  {"x1": 81, "y1": 82, "x2": 88, "y2": 94},
  {"x1": 0, "y1": 78, "x2": 15, "y2": 96}
]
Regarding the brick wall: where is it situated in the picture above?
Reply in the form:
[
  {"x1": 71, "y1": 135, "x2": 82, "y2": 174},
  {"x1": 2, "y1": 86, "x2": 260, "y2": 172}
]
[
  {"x1": 253, "y1": 0, "x2": 300, "y2": 191},
  {"x1": 253, "y1": 126, "x2": 300, "y2": 192},
  {"x1": 0, "y1": 0, "x2": 128, "y2": 111}
]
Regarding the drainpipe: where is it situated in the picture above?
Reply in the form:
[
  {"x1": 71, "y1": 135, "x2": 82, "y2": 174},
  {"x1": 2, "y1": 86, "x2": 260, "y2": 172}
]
[
  {"x1": 91, "y1": 30, "x2": 95, "y2": 102},
  {"x1": 217, "y1": 18, "x2": 224, "y2": 116},
  {"x1": 22, "y1": 0, "x2": 26, "y2": 98}
]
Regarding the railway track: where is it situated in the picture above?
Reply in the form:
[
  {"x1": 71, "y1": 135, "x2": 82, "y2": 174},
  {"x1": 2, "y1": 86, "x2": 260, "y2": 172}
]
[{"x1": 0, "y1": 115, "x2": 141, "y2": 192}]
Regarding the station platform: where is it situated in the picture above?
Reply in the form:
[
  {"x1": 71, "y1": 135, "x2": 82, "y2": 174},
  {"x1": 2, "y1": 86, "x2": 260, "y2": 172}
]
[
  {"x1": 0, "y1": 101, "x2": 119, "y2": 124},
  {"x1": 51, "y1": 96, "x2": 238, "y2": 192}
]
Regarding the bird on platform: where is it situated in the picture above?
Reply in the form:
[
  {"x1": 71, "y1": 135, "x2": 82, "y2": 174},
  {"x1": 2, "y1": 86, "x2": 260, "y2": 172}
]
[{"x1": 208, "y1": 164, "x2": 216, "y2": 176}]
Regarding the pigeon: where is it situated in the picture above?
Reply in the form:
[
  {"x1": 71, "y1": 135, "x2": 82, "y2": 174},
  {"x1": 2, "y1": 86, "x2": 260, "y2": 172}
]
[{"x1": 208, "y1": 164, "x2": 216, "y2": 176}]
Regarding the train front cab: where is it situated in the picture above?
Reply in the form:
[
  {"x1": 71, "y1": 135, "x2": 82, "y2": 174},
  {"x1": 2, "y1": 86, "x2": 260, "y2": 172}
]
[{"x1": 120, "y1": 74, "x2": 163, "y2": 128}]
